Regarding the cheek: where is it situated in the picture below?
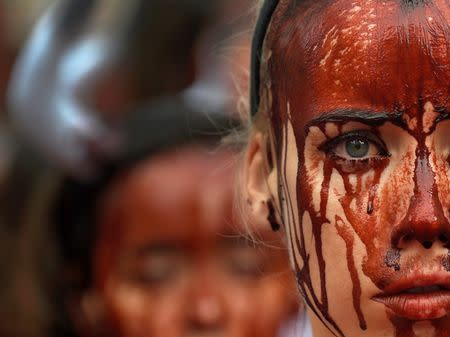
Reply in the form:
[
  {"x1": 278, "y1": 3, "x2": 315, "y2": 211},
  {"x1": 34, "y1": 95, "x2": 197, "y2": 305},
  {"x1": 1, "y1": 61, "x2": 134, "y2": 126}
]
[
  {"x1": 375, "y1": 124, "x2": 418, "y2": 232},
  {"x1": 103, "y1": 281, "x2": 186, "y2": 336},
  {"x1": 284, "y1": 121, "x2": 420, "y2": 332},
  {"x1": 254, "y1": 283, "x2": 294, "y2": 332},
  {"x1": 279, "y1": 114, "x2": 303, "y2": 271},
  {"x1": 281, "y1": 122, "x2": 397, "y2": 334},
  {"x1": 429, "y1": 121, "x2": 450, "y2": 219},
  {"x1": 315, "y1": 124, "x2": 418, "y2": 285},
  {"x1": 223, "y1": 285, "x2": 284, "y2": 337}
]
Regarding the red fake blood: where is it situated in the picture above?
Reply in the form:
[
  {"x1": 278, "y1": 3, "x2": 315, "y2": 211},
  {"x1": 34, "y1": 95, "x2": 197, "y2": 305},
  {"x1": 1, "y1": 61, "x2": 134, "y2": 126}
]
[
  {"x1": 391, "y1": 313, "x2": 450, "y2": 337},
  {"x1": 431, "y1": 317, "x2": 450, "y2": 337},
  {"x1": 317, "y1": 160, "x2": 334, "y2": 311},
  {"x1": 265, "y1": 3, "x2": 450, "y2": 335},
  {"x1": 389, "y1": 315, "x2": 415, "y2": 337},
  {"x1": 276, "y1": 117, "x2": 345, "y2": 337},
  {"x1": 367, "y1": 169, "x2": 383, "y2": 215},
  {"x1": 335, "y1": 216, "x2": 367, "y2": 330}
]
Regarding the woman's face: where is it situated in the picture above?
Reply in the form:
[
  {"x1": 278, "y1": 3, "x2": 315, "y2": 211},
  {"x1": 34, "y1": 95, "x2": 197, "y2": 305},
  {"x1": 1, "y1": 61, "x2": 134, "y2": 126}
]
[
  {"x1": 259, "y1": 0, "x2": 450, "y2": 336},
  {"x1": 87, "y1": 149, "x2": 296, "y2": 337}
]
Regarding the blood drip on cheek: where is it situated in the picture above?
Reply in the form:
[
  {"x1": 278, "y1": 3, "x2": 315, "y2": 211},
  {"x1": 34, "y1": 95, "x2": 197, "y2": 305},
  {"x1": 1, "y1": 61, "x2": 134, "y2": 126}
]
[
  {"x1": 284, "y1": 120, "x2": 381, "y2": 334},
  {"x1": 367, "y1": 177, "x2": 382, "y2": 215},
  {"x1": 298, "y1": 158, "x2": 346, "y2": 335},
  {"x1": 273, "y1": 117, "x2": 346, "y2": 336},
  {"x1": 334, "y1": 147, "x2": 389, "y2": 330},
  {"x1": 367, "y1": 199, "x2": 374, "y2": 215},
  {"x1": 335, "y1": 217, "x2": 367, "y2": 330}
]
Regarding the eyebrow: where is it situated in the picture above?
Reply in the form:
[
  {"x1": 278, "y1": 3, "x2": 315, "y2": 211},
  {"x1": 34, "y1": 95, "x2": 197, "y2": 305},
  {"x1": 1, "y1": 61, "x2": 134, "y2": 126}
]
[
  {"x1": 219, "y1": 235, "x2": 255, "y2": 248},
  {"x1": 305, "y1": 108, "x2": 406, "y2": 131},
  {"x1": 132, "y1": 242, "x2": 186, "y2": 257}
]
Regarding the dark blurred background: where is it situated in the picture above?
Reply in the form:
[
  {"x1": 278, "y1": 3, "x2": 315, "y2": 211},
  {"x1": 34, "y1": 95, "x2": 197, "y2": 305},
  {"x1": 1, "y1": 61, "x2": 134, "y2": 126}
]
[
  {"x1": 0, "y1": 1, "x2": 302, "y2": 337},
  {"x1": 0, "y1": 1, "x2": 255, "y2": 336}
]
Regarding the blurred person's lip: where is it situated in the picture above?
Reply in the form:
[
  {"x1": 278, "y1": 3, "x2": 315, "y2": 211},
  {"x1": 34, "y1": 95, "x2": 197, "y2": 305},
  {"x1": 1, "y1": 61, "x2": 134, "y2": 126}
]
[
  {"x1": 188, "y1": 331, "x2": 225, "y2": 337},
  {"x1": 372, "y1": 272, "x2": 450, "y2": 320}
]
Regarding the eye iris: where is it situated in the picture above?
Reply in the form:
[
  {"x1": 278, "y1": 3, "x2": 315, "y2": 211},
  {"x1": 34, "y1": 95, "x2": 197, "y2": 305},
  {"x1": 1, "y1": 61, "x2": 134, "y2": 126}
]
[{"x1": 345, "y1": 139, "x2": 369, "y2": 158}]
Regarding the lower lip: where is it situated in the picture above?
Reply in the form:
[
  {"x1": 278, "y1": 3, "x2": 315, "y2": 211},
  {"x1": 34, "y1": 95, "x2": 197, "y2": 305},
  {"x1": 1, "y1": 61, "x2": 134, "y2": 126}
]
[{"x1": 373, "y1": 291, "x2": 450, "y2": 320}]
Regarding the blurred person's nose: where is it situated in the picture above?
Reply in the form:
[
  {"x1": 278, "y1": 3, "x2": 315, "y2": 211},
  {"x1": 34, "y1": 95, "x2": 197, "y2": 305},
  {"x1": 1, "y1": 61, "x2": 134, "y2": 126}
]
[{"x1": 186, "y1": 263, "x2": 227, "y2": 336}]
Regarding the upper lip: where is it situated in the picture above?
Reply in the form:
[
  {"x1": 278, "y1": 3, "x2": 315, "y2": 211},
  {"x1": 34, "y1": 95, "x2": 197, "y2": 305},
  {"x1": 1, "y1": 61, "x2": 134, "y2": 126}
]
[{"x1": 376, "y1": 272, "x2": 450, "y2": 296}]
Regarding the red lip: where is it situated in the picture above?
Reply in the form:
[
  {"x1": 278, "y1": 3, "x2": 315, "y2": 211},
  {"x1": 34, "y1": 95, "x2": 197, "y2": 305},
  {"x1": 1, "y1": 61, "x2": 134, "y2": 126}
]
[{"x1": 372, "y1": 273, "x2": 450, "y2": 320}]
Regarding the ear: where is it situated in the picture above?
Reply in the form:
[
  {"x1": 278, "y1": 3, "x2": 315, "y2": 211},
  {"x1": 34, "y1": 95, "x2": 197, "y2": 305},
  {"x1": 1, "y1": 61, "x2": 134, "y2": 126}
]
[{"x1": 243, "y1": 132, "x2": 279, "y2": 230}]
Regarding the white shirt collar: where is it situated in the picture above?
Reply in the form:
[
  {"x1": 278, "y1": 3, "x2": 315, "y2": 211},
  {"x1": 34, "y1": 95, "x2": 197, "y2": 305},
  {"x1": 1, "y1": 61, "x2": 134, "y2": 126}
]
[{"x1": 279, "y1": 311, "x2": 313, "y2": 337}]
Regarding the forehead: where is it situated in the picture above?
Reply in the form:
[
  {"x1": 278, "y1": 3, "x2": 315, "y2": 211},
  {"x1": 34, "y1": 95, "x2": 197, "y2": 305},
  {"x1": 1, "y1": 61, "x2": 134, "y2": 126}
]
[
  {"x1": 98, "y1": 150, "x2": 238, "y2": 246},
  {"x1": 270, "y1": 0, "x2": 450, "y2": 118}
]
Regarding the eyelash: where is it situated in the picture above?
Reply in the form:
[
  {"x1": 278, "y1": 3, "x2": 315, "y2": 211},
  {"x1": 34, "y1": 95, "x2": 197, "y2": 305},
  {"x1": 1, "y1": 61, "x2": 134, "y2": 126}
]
[{"x1": 320, "y1": 130, "x2": 390, "y2": 161}]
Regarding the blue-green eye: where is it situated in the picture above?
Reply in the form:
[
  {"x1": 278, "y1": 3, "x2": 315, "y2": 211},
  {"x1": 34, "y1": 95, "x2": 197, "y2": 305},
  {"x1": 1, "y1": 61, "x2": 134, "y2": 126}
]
[
  {"x1": 345, "y1": 139, "x2": 370, "y2": 158},
  {"x1": 321, "y1": 130, "x2": 389, "y2": 161}
]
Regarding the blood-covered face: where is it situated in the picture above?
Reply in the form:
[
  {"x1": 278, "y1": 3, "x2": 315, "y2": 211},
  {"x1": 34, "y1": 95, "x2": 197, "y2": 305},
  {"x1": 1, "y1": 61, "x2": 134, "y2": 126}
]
[
  {"x1": 264, "y1": 0, "x2": 450, "y2": 336},
  {"x1": 86, "y1": 149, "x2": 296, "y2": 337}
]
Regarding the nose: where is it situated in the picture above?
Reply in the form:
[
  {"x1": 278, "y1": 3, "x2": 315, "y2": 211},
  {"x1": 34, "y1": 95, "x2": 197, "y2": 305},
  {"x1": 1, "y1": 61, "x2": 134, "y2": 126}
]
[
  {"x1": 187, "y1": 270, "x2": 226, "y2": 334},
  {"x1": 392, "y1": 148, "x2": 450, "y2": 249}
]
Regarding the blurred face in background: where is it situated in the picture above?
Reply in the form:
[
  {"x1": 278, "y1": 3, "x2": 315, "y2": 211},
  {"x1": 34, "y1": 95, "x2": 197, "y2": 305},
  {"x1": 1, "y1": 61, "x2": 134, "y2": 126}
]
[{"x1": 79, "y1": 148, "x2": 297, "y2": 337}]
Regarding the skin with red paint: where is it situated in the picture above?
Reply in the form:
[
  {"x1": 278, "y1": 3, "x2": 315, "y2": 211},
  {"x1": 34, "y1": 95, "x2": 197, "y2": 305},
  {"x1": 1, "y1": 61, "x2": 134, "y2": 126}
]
[
  {"x1": 78, "y1": 148, "x2": 297, "y2": 337},
  {"x1": 245, "y1": 0, "x2": 450, "y2": 336}
]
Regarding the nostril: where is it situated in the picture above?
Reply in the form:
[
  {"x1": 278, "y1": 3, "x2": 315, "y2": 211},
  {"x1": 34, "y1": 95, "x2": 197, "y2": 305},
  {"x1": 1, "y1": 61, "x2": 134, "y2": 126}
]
[
  {"x1": 404, "y1": 233, "x2": 414, "y2": 242},
  {"x1": 393, "y1": 230, "x2": 416, "y2": 249},
  {"x1": 439, "y1": 234, "x2": 449, "y2": 244},
  {"x1": 422, "y1": 241, "x2": 433, "y2": 249}
]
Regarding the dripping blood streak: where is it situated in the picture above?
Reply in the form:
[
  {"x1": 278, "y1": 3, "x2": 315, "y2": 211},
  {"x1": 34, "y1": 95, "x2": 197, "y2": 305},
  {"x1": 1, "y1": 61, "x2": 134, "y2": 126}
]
[
  {"x1": 367, "y1": 166, "x2": 382, "y2": 216},
  {"x1": 333, "y1": 147, "x2": 389, "y2": 329},
  {"x1": 293, "y1": 124, "x2": 344, "y2": 336},
  {"x1": 316, "y1": 159, "x2": 334, "y2": 312},
  {"x1": 335, "y1": 217, "x2": 367, "y2": 330},
  {"x1": 367, "y1": 200, "x2": 373, "y2": 215},
  {"x1": 279, "y1": 118, "x2": 326, "y2": 329},
  {"x1": 367, "y1": 164, "x2": 383, "y2": 215},
  {"x1": 280, "y1": 122, "x2": 333, "y2": 329},
  {"x1": 431, "y1": 316, "x2": 450, "y2": 337},
  {"x1": 389, "y1": 315, "x2": 414, "y2": 337},
  {"x1": 354, "y1": 175, "x2": 363, "y2": 211},
  {"x1": 367, "y1": 201, "x2": 374, "y2": 215},
  {"x1": 309, "y1": 156, "x2": 345, "y2": 336},
  {"x1": 367, "y1": 182, "x2": 379, "y2": 215}
]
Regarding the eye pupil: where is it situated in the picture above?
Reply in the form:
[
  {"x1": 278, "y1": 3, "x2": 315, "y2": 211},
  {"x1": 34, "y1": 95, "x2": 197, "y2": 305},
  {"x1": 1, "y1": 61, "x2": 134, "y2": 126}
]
[{"x1": 345, "y1": 139, "x2": 369, "y2": 158}]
